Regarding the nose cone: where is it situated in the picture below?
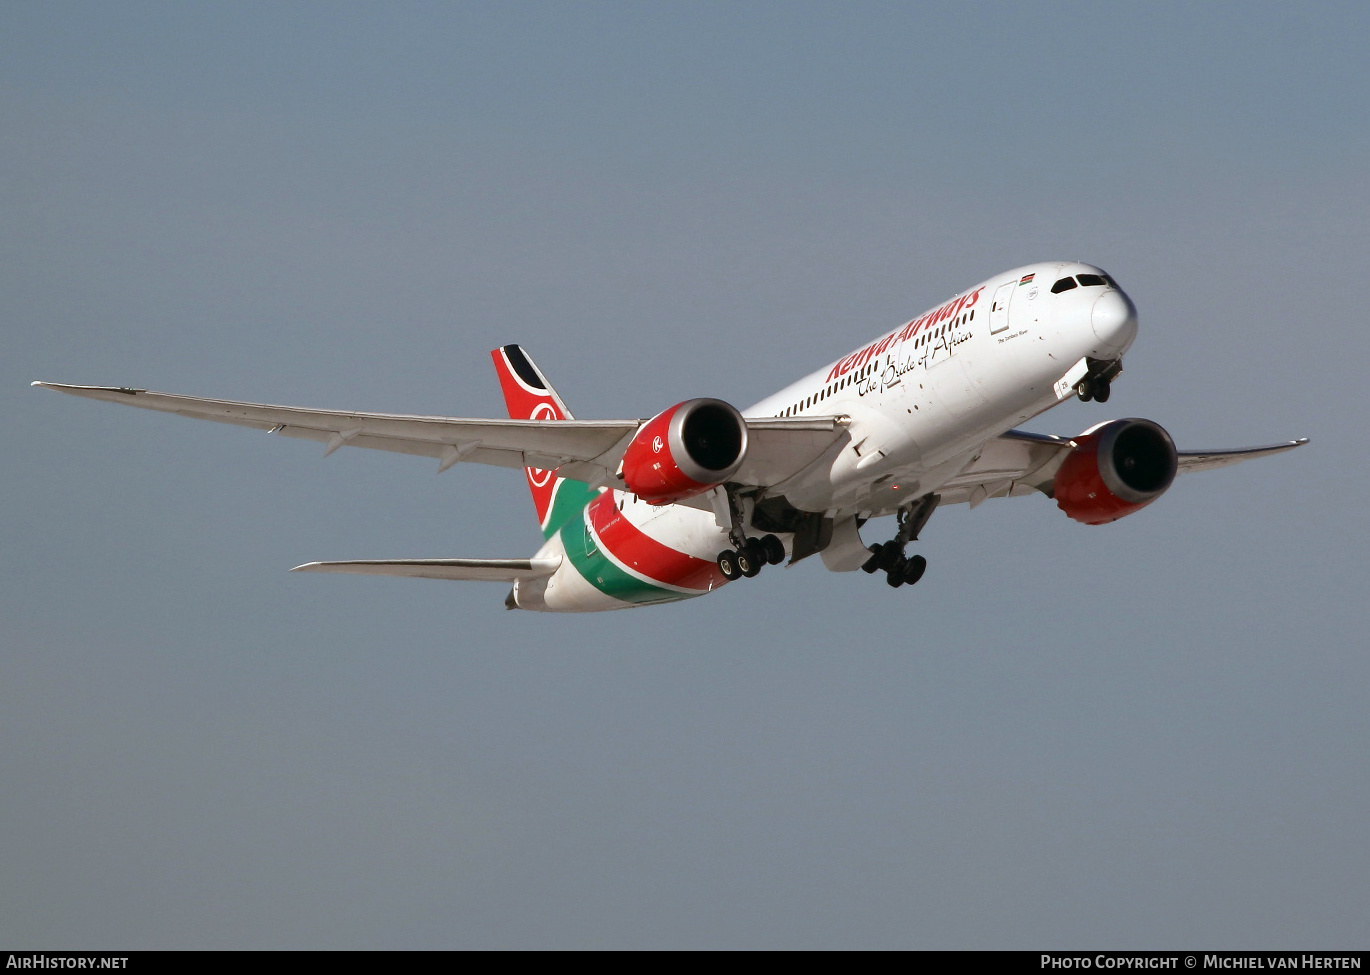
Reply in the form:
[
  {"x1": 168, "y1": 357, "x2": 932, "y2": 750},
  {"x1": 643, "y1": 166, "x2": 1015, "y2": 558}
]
[{"x1": 1091, "y1": 289, "x2": 1138, "y2": 356}]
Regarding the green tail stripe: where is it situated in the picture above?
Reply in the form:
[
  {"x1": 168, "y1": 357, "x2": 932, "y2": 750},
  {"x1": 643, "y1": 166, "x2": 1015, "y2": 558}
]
[
  {"x1": 540, "y1": 478, "x2": 602, "y2": 540},
  {"x1": 557, "y1": 518, "x2": 702, "y2": 607}
]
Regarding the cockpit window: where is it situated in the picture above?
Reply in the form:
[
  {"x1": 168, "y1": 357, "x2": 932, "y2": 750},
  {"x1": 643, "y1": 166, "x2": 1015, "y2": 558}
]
[
  {"x1": 1050, "y1": 277, "x2": 1078, "y2": 294},
  {"x1": 1077, "y1": 273, "x2": 1106, "y2": 287}
]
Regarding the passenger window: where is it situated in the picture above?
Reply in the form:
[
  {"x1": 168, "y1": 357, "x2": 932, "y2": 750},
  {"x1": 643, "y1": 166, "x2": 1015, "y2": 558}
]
[{"x1": 1051, "y1": 277, "x2": 1078, "y2": 294}]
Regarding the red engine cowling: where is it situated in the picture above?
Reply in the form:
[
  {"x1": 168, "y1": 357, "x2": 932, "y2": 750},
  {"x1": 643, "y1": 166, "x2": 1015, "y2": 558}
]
[
  {"x1": 1054, "y1": 418, "x2": 1178, "y2": 525},
  {"x1": 620, "y1": 399, "x2": 748, "y2": 504}
]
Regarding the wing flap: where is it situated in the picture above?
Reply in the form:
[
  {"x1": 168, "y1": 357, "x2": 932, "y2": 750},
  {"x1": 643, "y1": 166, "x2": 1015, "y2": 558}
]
[
  {"x1": 737, "y1": 415, "x2": 849, "y2": 485},
  {"x1": 291, "y1": 556, "x2": 562, "y2": 582},
  {"x1": 932, "y1": 430, "x2": 1071, "y2": 503}
]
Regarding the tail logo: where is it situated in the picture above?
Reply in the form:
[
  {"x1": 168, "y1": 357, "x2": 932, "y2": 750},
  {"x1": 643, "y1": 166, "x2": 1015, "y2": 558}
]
[
  {"x1": 527, "y1": 402, "x2": 558, "y2": 487},
  {"x1": 491, "y1": 344, "x2": 600, "y2": 538}
]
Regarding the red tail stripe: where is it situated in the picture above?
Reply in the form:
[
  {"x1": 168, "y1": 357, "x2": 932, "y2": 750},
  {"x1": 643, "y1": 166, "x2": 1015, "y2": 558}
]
[
  {"x1": 491, "y1": 347, "x2": 567, "y2": 527},
  {"x1": 588, "y1": 493, "x2": 725, "y2": 591}
]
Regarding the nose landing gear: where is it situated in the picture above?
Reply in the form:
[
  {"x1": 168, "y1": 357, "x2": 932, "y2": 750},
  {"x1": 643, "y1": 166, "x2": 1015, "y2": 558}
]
[
  {"x1": 1077, "y1": 378, "x2": 1110, "y2": 402},
  {"x1": 861, "y1": 493, "x2": 938, "y2": 589},
  {"x1": 1076, "y1": 357, "x2": 1122, "y2": 403}
]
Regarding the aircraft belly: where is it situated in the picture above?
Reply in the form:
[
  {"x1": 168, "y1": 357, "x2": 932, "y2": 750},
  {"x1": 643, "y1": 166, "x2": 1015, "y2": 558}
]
[
  {"x1": 535, "y1": 494, "x2": 732, "y2": 611},
  {"x1": 517, "y1": 534, "x2": 592, "y2": 612}
]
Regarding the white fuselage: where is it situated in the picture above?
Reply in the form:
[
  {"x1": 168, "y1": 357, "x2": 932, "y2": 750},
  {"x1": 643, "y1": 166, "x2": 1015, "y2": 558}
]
[{"x1": 517, "y1": 262, "x2": 1137, "y2": 611}]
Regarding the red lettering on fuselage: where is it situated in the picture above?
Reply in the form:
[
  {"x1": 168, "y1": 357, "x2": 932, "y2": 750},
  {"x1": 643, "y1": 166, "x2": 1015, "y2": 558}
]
[{"x1": 823, "y1": 286, "x2": 986, "y2": 381}]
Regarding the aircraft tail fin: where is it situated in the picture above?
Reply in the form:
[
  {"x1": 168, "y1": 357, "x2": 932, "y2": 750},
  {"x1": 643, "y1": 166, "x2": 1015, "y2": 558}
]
[{"x1": 490, "y1": 345, "x2": 603, "y2": 539}]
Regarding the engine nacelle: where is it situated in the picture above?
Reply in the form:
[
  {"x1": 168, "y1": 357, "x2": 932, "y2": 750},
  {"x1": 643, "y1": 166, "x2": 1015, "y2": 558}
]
[
  {"x1": 1053, "y1": 418, "x2": 1178, "y2": 525},
  {"x1": 621, "y1": 398, "x2": 748, "y2": 504}
]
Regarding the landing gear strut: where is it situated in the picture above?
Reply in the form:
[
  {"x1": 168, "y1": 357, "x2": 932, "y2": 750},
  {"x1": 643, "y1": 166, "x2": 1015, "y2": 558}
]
[
  {"x1": 715, "y1": 485, "x2": 785, "y2": 582},
  {"x1": 861, "y1": 493, "x2": 938, "y2": 589}
]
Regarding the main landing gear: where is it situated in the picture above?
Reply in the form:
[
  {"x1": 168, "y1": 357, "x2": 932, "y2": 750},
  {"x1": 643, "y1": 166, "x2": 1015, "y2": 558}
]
[
  {"x1": 861, "y1": 493, "x2": 938, "y2": 589},
  {"x1": 717, "y1": 534, "x2": 785, "y2": 581},
  {"x1": 715, "y1": 484, "x2": 786, "y2": 582}
]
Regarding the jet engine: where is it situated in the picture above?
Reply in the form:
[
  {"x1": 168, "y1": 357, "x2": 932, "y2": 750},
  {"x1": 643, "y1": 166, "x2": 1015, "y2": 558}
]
[
  {"x1": 620, "y1": 398, "x2": 748, "y2": 504},
  {"x1": 1053, "y1": 418, "x2": 1178, "y2": 524}
]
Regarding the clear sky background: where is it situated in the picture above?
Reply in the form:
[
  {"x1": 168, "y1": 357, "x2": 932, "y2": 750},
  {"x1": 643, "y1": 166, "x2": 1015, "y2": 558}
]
[{"x1": 3, "y1": 1, "x2": 1366, "y2": 949}]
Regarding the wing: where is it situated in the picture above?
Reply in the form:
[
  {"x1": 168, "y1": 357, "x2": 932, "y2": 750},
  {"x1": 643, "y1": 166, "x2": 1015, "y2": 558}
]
[
  {"x1": 935, "y1": 428, "x2": 1308, "y2": 508},
  {"x1": 1168, "y1": 441, "x2": 1311, "y2": 475},
  {"x1": 32, "y1": 382, "x2": 848, "y2": 489},
  {"x1": 291, "y1": 556, "x2": 562, "y2": 582},
  {"x1": 733, "y1": 415, "x2": 851, "y2": 485}
]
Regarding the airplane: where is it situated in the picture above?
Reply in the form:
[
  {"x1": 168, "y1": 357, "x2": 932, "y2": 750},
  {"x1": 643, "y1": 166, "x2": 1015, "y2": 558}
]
[{"x1": 34, "y1": 261, "x2": 1306, "y2": 613}]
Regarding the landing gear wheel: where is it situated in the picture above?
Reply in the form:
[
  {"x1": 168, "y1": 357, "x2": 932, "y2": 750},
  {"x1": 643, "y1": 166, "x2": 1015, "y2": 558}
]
[
  {"x1": 886, "y1": 562, "x2": 906, "y2": 588},
  {"x1": 876, "y1": 540, "x2": 903, "y2": 572},
  {"x1": 902, "y1": 554, "x2": 927, "y2": 586},
  {"x1": 1093, "y1": 379, "x2": 1111, "y2": 403},
  {"x1": 861, "y1": 545, "x2": 881, "y2": 573},
  {"x1": 761, "y1": 534, "x2": 785, "y2": 565},
  {"x1": 717, "y1": 550, "x2": 740, "y2": 581},
  {"x1": 736, "y1": 546, "x2": 760, "y2": 578},
  {"x1": 743, "y1": 538, "x2": 766, "y2": 568},
  {"x1": 1077, "y1": 381, "x2": 1094, "y2": 403}
]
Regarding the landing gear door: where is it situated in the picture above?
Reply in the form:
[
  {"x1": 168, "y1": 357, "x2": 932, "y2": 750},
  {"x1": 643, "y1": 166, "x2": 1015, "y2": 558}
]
[{"x1": 989, "y1": 281, "x2": 1015, "y2": 335}]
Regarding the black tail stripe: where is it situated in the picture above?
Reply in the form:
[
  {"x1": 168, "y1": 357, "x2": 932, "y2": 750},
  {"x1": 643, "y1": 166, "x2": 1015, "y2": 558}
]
[{"x1": 502, "y1": 344, "x2": 546, "y2": 391}]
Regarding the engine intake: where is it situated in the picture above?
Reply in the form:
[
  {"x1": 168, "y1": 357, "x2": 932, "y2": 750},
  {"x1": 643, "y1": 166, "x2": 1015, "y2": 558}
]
[
  {"x1": 1054, "y1": 418, "x2": 1178, "y2": 524},
  {"x1": 621, "y1": 398, "x2": 748, "y2": 504}
]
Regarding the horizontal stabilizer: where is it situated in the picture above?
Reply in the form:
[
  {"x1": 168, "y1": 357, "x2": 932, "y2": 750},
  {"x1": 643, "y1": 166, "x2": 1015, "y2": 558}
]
[{"x1": 291, "y1": 556, "x2": 561, "y2": 582}]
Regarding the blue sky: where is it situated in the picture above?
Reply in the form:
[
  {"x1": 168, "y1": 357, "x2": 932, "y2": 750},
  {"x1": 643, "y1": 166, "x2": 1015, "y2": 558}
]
[{"x1": 3, "y1": 1, "x2": 1366, "y2": 948}]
